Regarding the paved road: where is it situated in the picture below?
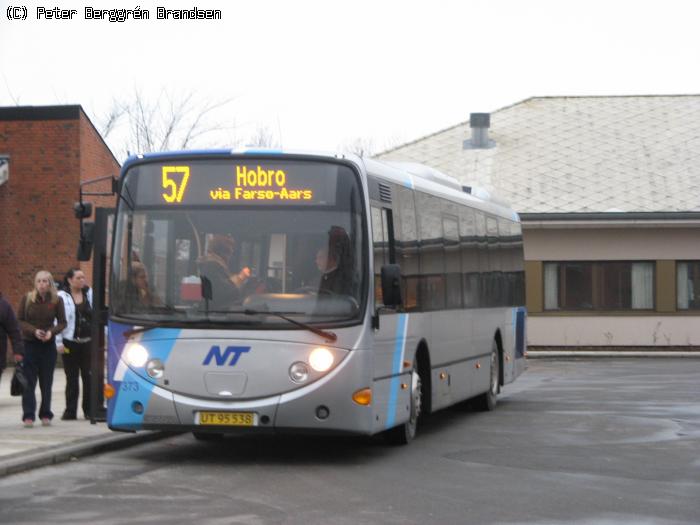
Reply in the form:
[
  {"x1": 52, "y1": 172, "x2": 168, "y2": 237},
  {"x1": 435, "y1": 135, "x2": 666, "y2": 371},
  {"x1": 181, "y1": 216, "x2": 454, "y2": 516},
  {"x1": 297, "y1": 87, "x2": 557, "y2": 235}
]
[{"x1": 0, "y1": 359, "x2": 698, "y2": 525}]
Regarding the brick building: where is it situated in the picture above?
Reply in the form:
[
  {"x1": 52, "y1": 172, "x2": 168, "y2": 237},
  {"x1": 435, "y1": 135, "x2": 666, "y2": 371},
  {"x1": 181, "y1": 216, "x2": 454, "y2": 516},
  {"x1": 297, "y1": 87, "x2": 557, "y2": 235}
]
[{"x1": 0, "y1": 105, "x2": 120, "y2": 317}]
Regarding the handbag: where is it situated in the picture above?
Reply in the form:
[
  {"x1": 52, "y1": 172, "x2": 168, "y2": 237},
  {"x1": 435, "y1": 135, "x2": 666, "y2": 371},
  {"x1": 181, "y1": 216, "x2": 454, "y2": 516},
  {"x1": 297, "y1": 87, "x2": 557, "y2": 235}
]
[{"x1": 10, "y1": 363, "x2": 28, "y2": 396}]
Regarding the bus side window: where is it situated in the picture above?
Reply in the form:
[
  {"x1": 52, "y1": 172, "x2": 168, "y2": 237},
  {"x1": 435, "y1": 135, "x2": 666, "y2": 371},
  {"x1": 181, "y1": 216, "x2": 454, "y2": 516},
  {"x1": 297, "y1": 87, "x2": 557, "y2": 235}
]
[
  {"x1": 459, "y1": 207, "x2": 479, "y2": 308},
  {"x1": 417, "y1": 192, "x2": 446, "y2": 311},
  {"x1": 475, "y1": 210, "x2": 489, "y2": 308},
  {"x1": 486, "y1": 216, "x2": 500, "y2": 307},
  {"x1": 443, "y1": 214, "x2": 461, "y2": 309},
  {"x1": 396, "y1": 187, "x2": 419, "y2": 311},
  {"x1": 371, "y1": 206, "x2": 389, "y2": 304}
]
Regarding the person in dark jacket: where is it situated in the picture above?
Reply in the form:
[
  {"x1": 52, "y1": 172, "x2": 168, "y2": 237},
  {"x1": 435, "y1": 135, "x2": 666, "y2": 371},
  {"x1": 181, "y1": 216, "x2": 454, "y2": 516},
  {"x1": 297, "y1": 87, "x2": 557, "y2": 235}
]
[
  {"x1": 197, "y1": 234, "x2": 251, "y2": 309},
  {"x1": 315, "y1": 246, "x2": 343, "y2": 295},
  {"x1": 317, "y1": 226, "x2": 354, "y2": 297},
  {"x1": 56, "y1": 268, "x2": 94, "y2": 420},
  {"x1": 0, "y1": 291, "x2": 24, "y2": 386},
  {"x1": 17, "y1": 271, "x2": 66, "y2": 428}
]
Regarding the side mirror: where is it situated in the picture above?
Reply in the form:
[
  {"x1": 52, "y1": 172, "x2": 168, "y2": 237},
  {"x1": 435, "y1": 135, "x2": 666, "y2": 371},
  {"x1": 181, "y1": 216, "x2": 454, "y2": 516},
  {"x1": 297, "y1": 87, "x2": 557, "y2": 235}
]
[
  {"x1": 76, "y1": 222, "x2": 95, "y2": 261},
  {"x1": 380, "y1": 264, "x2": 403, "y2": 308},
  {"x1": 73, "y1": 201, "x2": 93, "y2": 219}
]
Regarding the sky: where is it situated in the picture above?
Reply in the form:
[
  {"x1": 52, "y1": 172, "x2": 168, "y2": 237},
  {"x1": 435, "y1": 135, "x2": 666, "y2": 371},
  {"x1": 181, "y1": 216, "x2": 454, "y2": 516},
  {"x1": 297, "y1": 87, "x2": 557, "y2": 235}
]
[{"x1": 2, "y1": 0, "x2": 700, "y2": 161}]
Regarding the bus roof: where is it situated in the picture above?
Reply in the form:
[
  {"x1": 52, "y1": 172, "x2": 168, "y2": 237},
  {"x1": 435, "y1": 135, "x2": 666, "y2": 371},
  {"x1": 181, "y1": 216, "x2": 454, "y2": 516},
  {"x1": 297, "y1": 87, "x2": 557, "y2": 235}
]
[
  {"x1": 120, "y1": 148, "x2": 346, "y2": 172},
  {"x1": 361, "y1": 157, "x2": 520, "y2": 222},
  {"x1": 119, "y1": 149, "x2": 520, "y2": 222}
]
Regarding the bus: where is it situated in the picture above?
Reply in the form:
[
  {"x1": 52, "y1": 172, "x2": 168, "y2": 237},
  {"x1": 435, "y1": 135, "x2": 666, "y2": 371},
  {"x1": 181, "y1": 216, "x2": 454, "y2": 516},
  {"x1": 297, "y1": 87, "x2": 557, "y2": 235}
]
[{"x1": 105, "y1": 150, "x2": 526, "y2": 444}]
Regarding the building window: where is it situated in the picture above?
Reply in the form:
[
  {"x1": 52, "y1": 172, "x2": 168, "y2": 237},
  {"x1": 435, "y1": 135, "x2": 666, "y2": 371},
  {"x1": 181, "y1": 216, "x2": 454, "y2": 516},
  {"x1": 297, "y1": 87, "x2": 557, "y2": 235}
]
[
  {"x1": 544, "y1": 261, "x2": 654, "y2": 311},
  {"x1": 677, "y1": 261, "x2": 700, "y2": 310}
]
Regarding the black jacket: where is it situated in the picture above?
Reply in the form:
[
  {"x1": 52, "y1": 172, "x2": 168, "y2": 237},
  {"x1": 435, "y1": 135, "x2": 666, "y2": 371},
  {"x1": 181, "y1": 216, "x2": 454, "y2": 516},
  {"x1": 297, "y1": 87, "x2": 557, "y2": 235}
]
[
  {"x1": 319, "y1": 267, "x2": 352, "y2": 296},
  {"x1": 0, "y1": 292, "x2": 24, "y2": 369},
  {"x1": 197, "y1": 256, "x2": 242, "y2": 309}
]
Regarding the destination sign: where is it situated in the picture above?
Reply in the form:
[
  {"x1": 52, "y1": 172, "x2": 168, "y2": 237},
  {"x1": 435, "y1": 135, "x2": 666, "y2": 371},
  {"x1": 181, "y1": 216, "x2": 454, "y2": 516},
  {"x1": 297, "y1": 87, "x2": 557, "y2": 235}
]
[
  {"x1": 124, "y1": 160, "x2": 347, "y2": 207},
  {"x1": 212, "y1": 166, "x2": 313, "y2": 202}
]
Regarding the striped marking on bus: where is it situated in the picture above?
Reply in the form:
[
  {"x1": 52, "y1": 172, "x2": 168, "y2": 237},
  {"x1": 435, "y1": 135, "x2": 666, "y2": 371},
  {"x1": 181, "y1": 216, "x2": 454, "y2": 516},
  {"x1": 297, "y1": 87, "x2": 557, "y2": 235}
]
[
  {"x1": 386, "y1": 313, "x2": 409, "y2": 429},
  {"x1": 112, "y1": 329, "x2": 180, "y2": 429}
]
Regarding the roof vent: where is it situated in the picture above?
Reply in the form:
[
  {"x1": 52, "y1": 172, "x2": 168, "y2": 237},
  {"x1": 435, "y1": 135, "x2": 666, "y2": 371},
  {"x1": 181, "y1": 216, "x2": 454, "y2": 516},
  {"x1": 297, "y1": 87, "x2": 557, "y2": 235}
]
[
  {"x1": 378, "y1": 182, "x2": 392, "y2": 203},
  {"x1": 463, "y1": 113, "x2": 495, "y2": 150}
]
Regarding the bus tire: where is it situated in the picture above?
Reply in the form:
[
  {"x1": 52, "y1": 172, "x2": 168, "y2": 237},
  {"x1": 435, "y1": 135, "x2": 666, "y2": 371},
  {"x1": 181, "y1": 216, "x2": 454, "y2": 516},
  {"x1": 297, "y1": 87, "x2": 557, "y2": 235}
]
[
  {"x1": 474, "y1": 340, "x2": 499, "y2": 411},
  {"x1": 192, "y1": 431, "x2": 224, "y2": 441},
  {"x1": 385, "y1": 361, "x2": 423, "y2": 445}
]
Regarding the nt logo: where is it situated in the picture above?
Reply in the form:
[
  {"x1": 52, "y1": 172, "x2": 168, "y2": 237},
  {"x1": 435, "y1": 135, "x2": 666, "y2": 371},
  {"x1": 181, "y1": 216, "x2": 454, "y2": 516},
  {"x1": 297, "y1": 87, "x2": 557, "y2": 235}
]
[{"x1": 202, "y1": 345, "x2": 251, "y2": 366}]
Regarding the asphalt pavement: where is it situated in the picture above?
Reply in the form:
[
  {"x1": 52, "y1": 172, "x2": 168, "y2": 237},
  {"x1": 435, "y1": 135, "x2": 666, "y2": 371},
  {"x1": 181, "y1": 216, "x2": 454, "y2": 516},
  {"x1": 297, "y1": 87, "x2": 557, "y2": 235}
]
[
  {"x1": 1, "y1": 357, "x2": 698, "y2": 524},
  {"x1": 0, "y1": 367, "x2": 164, "y2": 477},
  {"x1": 0, "y1": 350, "x2": 698, "y2": 479}
]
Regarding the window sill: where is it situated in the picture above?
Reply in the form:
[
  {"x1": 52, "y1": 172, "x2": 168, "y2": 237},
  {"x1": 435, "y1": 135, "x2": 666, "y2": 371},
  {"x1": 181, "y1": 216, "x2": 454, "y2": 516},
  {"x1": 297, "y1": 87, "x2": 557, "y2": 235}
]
[{"x1": 532, "y1": 310, "x2": 700, "y2": 317}]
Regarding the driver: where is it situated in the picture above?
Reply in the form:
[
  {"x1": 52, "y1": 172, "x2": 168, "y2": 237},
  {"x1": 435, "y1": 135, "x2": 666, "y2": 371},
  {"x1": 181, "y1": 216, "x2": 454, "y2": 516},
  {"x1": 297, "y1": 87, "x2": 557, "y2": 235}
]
[
  {"x1": 317, "y1": 226, "x2": 354, "y2": 296},
  {"x1": 197, "y1": 234, "x2": 251, "y2": 308}
]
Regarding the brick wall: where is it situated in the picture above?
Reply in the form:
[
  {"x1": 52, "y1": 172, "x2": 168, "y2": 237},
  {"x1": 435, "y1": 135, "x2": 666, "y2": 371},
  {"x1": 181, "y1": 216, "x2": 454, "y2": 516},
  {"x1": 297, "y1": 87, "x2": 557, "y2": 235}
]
[
  {"x1": 0, "y1": 106, "x2": 119, "y2": 317},
  {"x1": 0, "y1": 117, "x2": 80, "y2": 311}
]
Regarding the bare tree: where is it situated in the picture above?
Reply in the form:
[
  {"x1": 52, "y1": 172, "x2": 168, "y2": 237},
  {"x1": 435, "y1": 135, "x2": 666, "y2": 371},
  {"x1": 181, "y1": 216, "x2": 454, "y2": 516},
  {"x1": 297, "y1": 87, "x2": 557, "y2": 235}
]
[
  {"x1": 340, "y1": 134, "x2": 405, "y2": 157},
  {"x1": 98, "y1": 89, "x2": 236, "y2": 158},
  {"x1": 99, "y1": 97, "x2": 127, "y2": 139},
  {"x1": 340, "y1": 137, "x2": 376, "y2": 157},
  {"x1": 1, "y1": 75, "x2": 20, "y2": 105},
  {"x1": 247, "y1": 125, "x2": 280, "y2": 149}
]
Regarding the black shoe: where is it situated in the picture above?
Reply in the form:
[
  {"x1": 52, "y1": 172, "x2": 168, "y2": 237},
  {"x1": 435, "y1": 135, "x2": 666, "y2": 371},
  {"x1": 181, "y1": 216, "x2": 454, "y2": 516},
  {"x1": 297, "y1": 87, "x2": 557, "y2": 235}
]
[
  {"x1": 61, "y1": 412, "x2": 77, "y2": 421},
  {"x1": 84, "y1": 409, "x2": 107, "y2": 422}
]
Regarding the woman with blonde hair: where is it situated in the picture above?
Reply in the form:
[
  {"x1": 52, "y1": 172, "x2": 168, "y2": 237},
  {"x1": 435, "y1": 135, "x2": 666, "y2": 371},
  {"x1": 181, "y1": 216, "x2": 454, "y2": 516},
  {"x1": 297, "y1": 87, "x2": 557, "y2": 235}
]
[{"x1": 17, "y1": 270, "x2": 66, "y2": 428}]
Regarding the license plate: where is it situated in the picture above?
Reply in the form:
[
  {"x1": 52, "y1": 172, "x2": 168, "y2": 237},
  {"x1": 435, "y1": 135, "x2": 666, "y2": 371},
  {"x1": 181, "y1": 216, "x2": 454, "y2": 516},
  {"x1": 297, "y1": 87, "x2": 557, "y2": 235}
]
[{"x1": 196, "y1": 411, "x2": 257, "y2": 427}]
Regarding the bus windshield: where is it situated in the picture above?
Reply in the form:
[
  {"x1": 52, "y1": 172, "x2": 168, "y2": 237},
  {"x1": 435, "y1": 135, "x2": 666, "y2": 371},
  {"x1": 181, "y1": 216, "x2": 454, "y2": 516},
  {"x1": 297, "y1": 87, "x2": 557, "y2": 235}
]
[{"x1": 111, "y1": 158, "x2": 366, "y2": 327}]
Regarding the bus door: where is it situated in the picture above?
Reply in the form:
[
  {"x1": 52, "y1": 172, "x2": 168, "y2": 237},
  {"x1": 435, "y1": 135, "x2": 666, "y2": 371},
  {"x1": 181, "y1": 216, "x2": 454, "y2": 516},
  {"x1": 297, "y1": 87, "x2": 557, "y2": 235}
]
[
  {"x1": 369, "y1": 184, "x2": 412, "y2": 432},
  {"x1": 79, "y1": 206, "x2": 114, "y2": 424}
]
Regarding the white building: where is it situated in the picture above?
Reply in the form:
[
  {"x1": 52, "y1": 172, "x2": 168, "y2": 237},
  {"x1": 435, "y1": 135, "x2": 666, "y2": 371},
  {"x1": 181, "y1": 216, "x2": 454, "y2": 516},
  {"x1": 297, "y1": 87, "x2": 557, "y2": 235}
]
[{"x1": 378, "y1": 96, "x2": 700, "y2": 349}]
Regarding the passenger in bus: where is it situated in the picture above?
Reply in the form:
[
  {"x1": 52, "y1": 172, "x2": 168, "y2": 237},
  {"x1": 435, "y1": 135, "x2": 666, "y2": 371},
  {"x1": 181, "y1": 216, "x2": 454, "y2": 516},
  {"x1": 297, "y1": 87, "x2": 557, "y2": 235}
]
[
  {"x1": 197, "y1": 234, "x2": 251, "y2": 308},
  {"x1": 127, "y1": 262, "x2": 162, "y2": 308},
  {"x1": 317, "y1": 226, "x2": 354, "y2": 297}
]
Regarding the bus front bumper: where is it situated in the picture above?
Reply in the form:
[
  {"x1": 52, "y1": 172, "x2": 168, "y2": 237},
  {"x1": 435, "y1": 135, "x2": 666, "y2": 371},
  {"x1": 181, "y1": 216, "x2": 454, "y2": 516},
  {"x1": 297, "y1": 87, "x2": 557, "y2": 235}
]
[{"x1": 108, "y1": 349, "x2": 375, "y2": 435}]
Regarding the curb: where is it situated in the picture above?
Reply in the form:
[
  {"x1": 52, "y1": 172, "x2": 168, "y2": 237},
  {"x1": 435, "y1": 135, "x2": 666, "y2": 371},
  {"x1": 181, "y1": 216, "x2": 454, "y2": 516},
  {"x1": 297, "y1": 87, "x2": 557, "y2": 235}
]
[
  {"x1": 526, "y1": 351, "x2": 700, "y2": 358},
  {"x1": 0, "y1": 430, "x2": 174, "y2": 478}
]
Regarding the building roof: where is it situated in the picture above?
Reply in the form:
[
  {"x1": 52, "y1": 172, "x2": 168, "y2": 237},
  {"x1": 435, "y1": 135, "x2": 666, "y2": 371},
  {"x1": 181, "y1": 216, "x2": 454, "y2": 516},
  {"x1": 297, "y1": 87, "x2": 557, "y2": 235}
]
[
  {"x1": 377, "y1": 95, "x2": 700, "y2": 214},
  {"x1": 0, "y1": 104, "x2": 120, "y2": 167}
]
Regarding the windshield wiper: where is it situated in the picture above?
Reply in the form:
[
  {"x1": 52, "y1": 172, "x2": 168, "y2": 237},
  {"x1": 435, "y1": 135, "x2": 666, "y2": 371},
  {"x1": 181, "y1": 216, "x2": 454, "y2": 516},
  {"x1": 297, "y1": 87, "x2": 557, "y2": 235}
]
[
  {"x1": 244, "y1": 309, "x2": 337, "y2": 343},
  {"x1": 202, "y1": 308, "x2": 337, "y2": 343},
  {"x1": 121, "y1": 309, "x2": 337, "y2": 343}
]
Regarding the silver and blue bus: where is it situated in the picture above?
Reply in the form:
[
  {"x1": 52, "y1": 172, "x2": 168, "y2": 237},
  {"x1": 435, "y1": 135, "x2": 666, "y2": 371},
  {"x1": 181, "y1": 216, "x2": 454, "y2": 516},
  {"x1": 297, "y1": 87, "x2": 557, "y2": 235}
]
[{"x1": 106, "y1": 150, "x2": 526, "y2": 444}]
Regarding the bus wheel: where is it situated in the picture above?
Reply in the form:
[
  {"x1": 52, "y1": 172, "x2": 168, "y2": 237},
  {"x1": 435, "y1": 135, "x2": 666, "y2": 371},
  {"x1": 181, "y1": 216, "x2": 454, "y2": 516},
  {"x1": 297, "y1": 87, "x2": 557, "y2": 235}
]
[
  {"x1": 192, "y1": 431, "x2": 224, "y2": 441},
  {"x1": 474, "y1": 340, "x2": 499, "y2": 411},
  {"x1": 385, "y1": 362, "x2": 422, "y2": 445}
]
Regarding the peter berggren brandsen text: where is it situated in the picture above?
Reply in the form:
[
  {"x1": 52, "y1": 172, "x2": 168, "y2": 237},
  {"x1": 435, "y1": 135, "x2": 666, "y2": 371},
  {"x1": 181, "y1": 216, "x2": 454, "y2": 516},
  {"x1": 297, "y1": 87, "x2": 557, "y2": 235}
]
[{"x1": 36, "y1": 6, "x2": 223, "y2": 22}]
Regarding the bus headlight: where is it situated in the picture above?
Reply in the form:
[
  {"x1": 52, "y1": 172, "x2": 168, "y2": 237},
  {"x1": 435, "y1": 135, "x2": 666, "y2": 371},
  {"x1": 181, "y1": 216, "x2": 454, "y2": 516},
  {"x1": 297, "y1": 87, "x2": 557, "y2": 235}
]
[
  {"x1": 289, "y1": 362, "x2": 309, "y2": 383},
  {"x1": 146, "y1": 359, "x2": 165, "y2": 379},
  {"x1": 123, "y1": 343, "x2": 149, "y2": 368},
  {"x1": 309, "y1": 347, "x2": 334, "y2": 372}
]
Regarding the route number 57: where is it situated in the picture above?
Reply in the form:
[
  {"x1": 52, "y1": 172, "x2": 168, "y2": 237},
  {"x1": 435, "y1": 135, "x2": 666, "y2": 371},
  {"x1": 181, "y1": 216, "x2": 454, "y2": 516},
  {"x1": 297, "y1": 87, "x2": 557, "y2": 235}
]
[{"x1": 162, "y1": 166, "x2": 190, "y2": 203}]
